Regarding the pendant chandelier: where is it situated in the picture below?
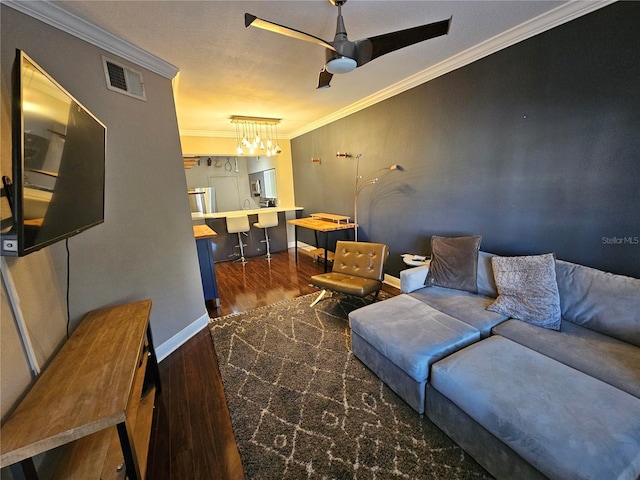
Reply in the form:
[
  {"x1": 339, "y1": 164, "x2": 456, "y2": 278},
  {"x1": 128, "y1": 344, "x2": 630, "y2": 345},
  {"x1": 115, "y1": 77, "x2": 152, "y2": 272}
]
[{"x1": 231, "y1": 116, "x2": 282, "y2": 156}]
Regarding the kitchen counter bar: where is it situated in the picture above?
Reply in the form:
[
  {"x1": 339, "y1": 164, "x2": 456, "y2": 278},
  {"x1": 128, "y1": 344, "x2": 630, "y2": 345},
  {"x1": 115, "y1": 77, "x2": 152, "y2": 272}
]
[
  {"x1": 193, "y1": 207, "x2": 303, "y2": 263},
  {"x1": 192, "y1": 206, "x2": 303, "y2": 220}
]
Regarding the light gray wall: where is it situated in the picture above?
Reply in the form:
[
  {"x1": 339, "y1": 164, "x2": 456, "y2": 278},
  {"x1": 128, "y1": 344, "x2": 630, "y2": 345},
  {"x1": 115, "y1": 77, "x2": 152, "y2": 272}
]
[{"x1": 0, "y1": 6, "x2": 207, "y2": 420}]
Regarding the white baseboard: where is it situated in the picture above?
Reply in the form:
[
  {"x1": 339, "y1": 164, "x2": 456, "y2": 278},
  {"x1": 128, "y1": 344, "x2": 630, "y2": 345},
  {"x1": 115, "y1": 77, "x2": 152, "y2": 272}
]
[
  {"x1": 156, "y1": 251, "x2": 400, "y2": 362},
  {"x1": 289, "y1": 240, "x2": 315, "y2": 251},
  {"x1": 155, "y1": 311, "x2": 209, "y2": 362},
  {"x1": 384, "y1": 274, "x2": 400, "y2": 290}
]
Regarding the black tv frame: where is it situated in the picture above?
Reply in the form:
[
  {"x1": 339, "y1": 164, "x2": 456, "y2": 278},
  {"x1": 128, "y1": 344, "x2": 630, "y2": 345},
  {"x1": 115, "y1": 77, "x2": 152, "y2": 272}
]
[{"x1": 1, "y1": 50, "x2": 106, "y2": 257}]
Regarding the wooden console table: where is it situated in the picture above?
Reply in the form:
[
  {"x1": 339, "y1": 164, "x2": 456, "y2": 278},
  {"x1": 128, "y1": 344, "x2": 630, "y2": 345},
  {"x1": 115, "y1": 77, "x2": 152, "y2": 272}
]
[
  {"x1": 288, "y1": 213, "x2": 357, "y2": 272},
  {"x1": 0, "y1": 300, "x2": 161, "y2": 480}
]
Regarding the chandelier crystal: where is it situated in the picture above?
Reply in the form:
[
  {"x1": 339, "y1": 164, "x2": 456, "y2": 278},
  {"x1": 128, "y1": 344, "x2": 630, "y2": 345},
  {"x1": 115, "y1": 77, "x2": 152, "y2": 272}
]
[{"x1": 231, "y1": 116, "x2": 282, "y2": 156}]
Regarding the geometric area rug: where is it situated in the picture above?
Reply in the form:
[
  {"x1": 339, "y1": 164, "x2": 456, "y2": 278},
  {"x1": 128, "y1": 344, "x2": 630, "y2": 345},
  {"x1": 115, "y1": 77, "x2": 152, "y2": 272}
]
[{"x1": 209, "y1": 293, "x2": 493, "y2": 479}]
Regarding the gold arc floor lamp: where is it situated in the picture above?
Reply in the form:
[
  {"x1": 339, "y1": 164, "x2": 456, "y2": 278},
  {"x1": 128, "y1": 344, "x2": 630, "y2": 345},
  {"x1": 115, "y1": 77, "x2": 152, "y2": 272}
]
[{"x1": 338, "y1": 152, "x2": 403, "y2": 242}]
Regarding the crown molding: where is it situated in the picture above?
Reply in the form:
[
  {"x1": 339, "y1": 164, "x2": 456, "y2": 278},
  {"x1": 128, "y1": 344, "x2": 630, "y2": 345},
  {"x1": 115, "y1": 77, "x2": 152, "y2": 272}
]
[
  {"x1": 7, "y1": 0, "x2": 613, "y2": 137},
  {"x1": 287, "y1": 0, "x2": 615, "y2": 139},
  {"x1": 2, "y1": 0, "x2": 179, "y2": 79}
]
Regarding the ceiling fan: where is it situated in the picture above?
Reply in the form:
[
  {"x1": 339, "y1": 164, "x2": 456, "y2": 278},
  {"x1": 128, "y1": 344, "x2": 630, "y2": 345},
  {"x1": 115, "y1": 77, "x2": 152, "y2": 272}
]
[{"x1": 245, "y1": 0, "x2": 452, "y2": 89}]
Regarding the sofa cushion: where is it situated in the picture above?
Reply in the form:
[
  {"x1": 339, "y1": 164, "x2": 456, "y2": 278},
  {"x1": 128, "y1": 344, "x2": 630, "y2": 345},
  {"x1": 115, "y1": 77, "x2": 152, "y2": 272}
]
[
  {"x1": 348, "y1": 294, "x2": 480, "y2": 383},
  {"x1": 488, "y1": 253, "x2": 561, "y2": 330},
  {"x1": 493, "y1": 319, "x2": 640, "y2": 399},
  {"x1": 555, "y1": 260, "x2": 640, "y2": 347},
  {"x1": 431, "y1": 335, "x2": 640, "y2": 480},
  {"x1": 425, "y1": 235, "x2": 481, "y2": 293},
  {"x1": 477, "y1": 251, "x2": 498, "y2": 298},
  {"x1": 410, "y1": 286, "x2": 508, "y2": 338}
]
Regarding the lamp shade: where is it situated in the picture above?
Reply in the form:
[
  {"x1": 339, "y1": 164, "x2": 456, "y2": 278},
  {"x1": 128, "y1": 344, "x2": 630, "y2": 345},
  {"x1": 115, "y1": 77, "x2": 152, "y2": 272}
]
[{"x1": 326, "y1": 57, "x2": 357, "y2": 74}]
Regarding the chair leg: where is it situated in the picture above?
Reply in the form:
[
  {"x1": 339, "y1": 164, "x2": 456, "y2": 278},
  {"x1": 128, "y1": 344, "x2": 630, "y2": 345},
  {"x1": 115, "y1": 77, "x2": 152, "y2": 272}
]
[
  {"x1": 234, "y1": 232, "x2": 248, "y2": 264},
  {"x1": 310, "y1": 289, "x2": 328, "y2": 307},
  {"x1": 264, "y1": 228, "x2": 274, "y2": 259}
]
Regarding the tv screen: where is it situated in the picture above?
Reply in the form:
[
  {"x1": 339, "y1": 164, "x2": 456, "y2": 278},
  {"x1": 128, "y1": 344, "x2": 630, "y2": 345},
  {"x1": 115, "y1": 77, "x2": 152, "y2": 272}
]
[{"x1": 1, "y1": 50, "x2": 106, "y2": 256}]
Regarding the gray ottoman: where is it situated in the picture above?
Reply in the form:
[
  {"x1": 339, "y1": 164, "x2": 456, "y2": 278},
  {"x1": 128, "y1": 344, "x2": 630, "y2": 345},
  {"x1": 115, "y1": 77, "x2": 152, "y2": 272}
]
[{"x1": 349, "y1": 294, "x2": 480, "y2": 414}]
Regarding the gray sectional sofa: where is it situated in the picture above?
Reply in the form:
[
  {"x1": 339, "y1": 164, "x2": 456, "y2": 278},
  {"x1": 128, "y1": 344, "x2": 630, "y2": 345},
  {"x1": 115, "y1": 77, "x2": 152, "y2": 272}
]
[{"x1": 349, "y1": 248, "x2": 640, "y2": 480}]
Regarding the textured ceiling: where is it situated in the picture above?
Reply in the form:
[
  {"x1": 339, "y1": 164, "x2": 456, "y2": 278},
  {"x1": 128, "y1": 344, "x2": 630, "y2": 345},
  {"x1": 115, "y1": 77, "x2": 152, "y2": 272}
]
[{"x1": 43, "y1": 0, "x2": 604, "y2": 138}]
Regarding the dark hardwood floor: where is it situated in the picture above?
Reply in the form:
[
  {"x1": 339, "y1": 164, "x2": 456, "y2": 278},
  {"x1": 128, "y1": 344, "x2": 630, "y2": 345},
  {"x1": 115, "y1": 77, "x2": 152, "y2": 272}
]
[
  {"x1": 146, "y1": 249, "x2": 401, "y2": 479},
  {"x1": 206, "y1": 248, "x2": 326, "y2": 317},
  {"x1": 145, "y1": 328, "x2": 243, "y2": 480}
]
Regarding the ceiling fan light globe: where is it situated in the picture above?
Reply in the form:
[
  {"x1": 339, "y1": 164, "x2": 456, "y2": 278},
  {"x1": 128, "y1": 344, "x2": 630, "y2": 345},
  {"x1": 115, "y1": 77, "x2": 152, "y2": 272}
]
[{"x1": 326, "y1": 57, "x2": 357, "y2": 74}]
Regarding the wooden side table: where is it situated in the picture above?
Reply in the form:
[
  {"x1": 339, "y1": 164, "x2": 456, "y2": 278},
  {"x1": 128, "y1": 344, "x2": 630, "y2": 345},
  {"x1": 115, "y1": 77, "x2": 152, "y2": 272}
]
[
  {"x1": 0, "y1": 300, "x2": 160, "y2": 480},
  {"x1": 288, "y1": 214, "x2": 357, "y2": 272}
]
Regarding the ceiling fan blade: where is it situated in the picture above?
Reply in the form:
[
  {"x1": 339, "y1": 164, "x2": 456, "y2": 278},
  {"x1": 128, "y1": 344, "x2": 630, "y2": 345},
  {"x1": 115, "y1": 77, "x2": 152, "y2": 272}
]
[
  {"x1": 245, "y1": 13, "x2": 336, "y2": 51},
  {"x1": 354, "y1": 17, "x2": 452, "y2": 67},
  {"x1": 317, "y1": 67, "x2": 333, "y2": 89}
]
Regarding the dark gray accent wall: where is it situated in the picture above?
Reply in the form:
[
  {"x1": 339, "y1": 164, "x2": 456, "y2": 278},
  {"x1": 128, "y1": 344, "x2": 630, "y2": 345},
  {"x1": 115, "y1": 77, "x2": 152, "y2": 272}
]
[{"x1": 292, "y1": 2, "x2": 640, "y2": 279}]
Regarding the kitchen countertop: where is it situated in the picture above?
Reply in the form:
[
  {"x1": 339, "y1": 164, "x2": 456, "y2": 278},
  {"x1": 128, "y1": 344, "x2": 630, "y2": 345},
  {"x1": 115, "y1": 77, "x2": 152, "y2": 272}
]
[
  {"x1": 192, "y1": 224, "x2": 217, "y2": 239},
  {"x1": 191, "y1": 206, "x2": 303, "y2": 220}
]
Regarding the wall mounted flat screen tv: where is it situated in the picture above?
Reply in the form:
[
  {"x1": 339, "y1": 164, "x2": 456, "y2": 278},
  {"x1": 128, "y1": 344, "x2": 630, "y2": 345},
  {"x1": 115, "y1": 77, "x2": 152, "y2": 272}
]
[{"x1": 1, "y1": 50, "x2": 106, "y2": 257}]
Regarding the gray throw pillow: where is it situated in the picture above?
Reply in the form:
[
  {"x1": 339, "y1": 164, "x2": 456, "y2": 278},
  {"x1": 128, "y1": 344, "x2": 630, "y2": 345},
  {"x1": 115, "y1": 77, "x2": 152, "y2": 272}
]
[
  {"x1": 488, "y1": 253, "x2": 561, "y2": 330},
  {"x1": 425, "y1": 235, "x2": 482, "y2": 293}
]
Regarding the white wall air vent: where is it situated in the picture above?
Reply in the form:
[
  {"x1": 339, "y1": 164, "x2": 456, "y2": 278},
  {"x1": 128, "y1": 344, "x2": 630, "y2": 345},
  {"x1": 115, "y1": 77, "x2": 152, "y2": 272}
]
[{"x1": 102, "y1": 56, "x2": 146, "y2": 101}]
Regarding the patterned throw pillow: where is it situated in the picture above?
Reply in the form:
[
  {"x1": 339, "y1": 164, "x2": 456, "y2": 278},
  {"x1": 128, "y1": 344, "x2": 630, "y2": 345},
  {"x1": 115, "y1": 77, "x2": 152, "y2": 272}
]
[
  {"x1": 425, "y1": 235, "x2": 482, "y2": 293},
  {"x1": 488, "y1": 253, "x2": 561, "y2": 330}
]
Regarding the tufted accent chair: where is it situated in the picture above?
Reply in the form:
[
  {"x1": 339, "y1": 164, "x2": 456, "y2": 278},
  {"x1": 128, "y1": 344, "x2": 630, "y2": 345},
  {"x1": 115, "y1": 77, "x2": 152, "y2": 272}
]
[{"x1": 309, "y1": 241, "x2": 389, "y2": 306}]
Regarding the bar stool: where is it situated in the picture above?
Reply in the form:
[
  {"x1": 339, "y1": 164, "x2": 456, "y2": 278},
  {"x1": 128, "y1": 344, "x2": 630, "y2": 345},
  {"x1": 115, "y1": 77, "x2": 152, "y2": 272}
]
[
  {"x1": 253, "y1": 210, "x2": 279, "y2": 259},
  {"x1": 226, "y1": 215, "x2": 250, "y2": 264}
]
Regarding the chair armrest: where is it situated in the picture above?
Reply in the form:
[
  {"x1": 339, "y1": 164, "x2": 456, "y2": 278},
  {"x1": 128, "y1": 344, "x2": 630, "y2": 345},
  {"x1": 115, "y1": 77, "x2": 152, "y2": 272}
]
[{"x1": 400, "y1": 265, "x2": 430, "y2": 293}]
